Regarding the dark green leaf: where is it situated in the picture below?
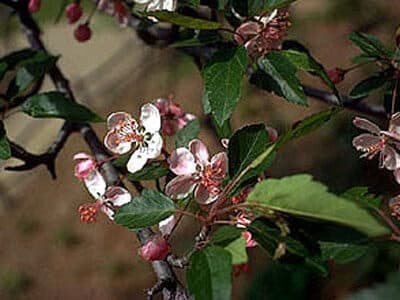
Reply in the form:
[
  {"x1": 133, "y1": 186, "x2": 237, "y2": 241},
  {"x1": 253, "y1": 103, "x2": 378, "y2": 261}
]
[
  {"x1": 349, "y1": 32, "x2": 393, "y2": 58},
  {"x1": 341, "y1": 187, "x2": 382, "y2": 209},
  {"x1": 320, "y1": 242, "x2": 369, "y2": 264},
  {"x1": 212, "y1": 225, "x2": 242, "y2": 246},
  {"x1": 211, "y1": 115, "x2": 232, "y2": 139},
  {"x1": 175, "y1": 119, "x2": 200, "y2": 148},
  {"x1": 54, "y1": 0, "x2": 69, "y2": 23},
  {"x1": 224, "y1": 236, "x2": 248, "y2": 265},
  {"x1": 170, "y1": 31, "x2": 220, "y2": 48},
  {"x1": 202, "y1": 46, "x2": 247, "y2": 126},
  {"x1": 145, "y1": 11, "x2": 221, "y2": 29},
  {"x1": 304, "y1": 256, "x2": 329, "y2": 277},
  {"x1": 186, "y1": 246, "x2": 232, "y2": 300},
  {"x1": 127, "y1": 162, "x2": 169, "y2": 181},
  {"x1": 232, "y1": 0, "x2": 296, "y2": 16},
  {"x1": 179, "y1": 0, "x2": 200, "y2": 8},
  {"x1": 0, "y1": 49, "x2": 36, "y2": 81},
  {"x1": 258, "y1": 52, "x2": 308, "y2": 106},
  {"x1": 247, "y1": 174, "x2": 390, "y2": 237},
  {"x1": 22, "y1": 92, "x2": 103, "y2": 122},
  {"x1": 349, "y1": 74, "x2": 389, "y2": 100},
  {"x1": 114, "y1": 189, "x2": 176, "y2": 229},
  {"x1": 0, "y1": 121, "x2": 11, "y2": 160}
]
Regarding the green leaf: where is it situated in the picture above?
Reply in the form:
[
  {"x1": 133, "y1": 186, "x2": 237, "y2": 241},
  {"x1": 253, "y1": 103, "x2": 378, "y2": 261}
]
[
  {"x1": 144, "y1": 11, "x2": 221, "y2": 30},
  {"x1": 0, "y1": 49, "x2": 36, "y2": 81},
  {"x1": 341, "y1": 187, "x2": 382, "y2": 209},
  {"x1": 22, "y1": 92, "x2": 103, "y2": 122},
  {"x1": 202, "y1": 46, "x2": 247, "y2": 126},
  {"x1": 261, "y1": 0, "x2": 298, "y2": 12},
  {"x1": 54, "y1": 0, "x2": 69, "y2": 23},
  {"x1": 212, "y1": 225, "x2": 243, "y2": 246},
  {"x1": 257, "y1": 52, "x2": 308, "y2": 106},
  {"x1": 247, "y1": 174, "x2": 390, "y2": 237},
  {"x1": 0, "y1": 121, "x2": 11, "y2": 160},
  {"x1": 15, "y1": 52, "x2": 58, "y2": 94},
  {"x1": 349, "y1": 74, "x2": 389, "y2": 100},
  {"x1": 127, "y1": 162, "x2": 169, "y2": 181},
  {"x1": 186, "y1": 246, "x2": 232, "y2": 300},
  {"x1": 232, "y1": 0, "x2": 296, "y2": 16},
  {"x1": 175, "y1": 119, "x2": 200, "y2": 148},
  {"x1": 228, "y1": 124, "x2": 271, "y2": 182},
  {"x1": 224, "y1": 236, "x2": 248, "y2": 265},
  {"x1": 320, "y1": 242, "x2": 369, "y2": 264},
  {"x1": 114, "y1": 189, "x2": 176, "y2": 229},
  {"x1": 349, "y1": 32, "x2": 393, "y2": 58},
  {"x1": 179, "y1": 0, "x2": 200, "y2": 8},
  {"x1": 170, "y1": 31, "x2": 220, "y2": 48}
]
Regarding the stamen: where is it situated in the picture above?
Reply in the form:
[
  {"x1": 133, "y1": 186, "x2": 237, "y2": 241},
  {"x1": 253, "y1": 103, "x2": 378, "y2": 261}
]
[
  {"x1": 199, "y1": 162, "x2": 225, "y2": 195},
  {"x1": 78, "y1": 202, "x2": 101, "y2": 223}
]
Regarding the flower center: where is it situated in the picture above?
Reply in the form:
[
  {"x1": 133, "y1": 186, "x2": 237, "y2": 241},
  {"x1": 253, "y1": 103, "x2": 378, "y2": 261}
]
[
  {"x1": 199, "y1": 161, "x2": 225, "y2": 196},
  {"x1": 78, "y1": 202, "x2": 101, "y2": 223},
  {"x1": 114, "y1": 120, "x2": 144, "y2": 145},
  {"x1": 365, "y1": 138, "x2": 386, "y2": 159}
]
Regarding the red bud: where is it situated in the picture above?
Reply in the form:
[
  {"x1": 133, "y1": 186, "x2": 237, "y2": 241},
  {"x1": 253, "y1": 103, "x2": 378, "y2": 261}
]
[
  {"x1": 66, "y1": 3, "x2": 83, "y2": 24},
  {"x1": 138, "y1": 236, "x2": 170, "y2": 261},
  {"x1": 327, "y1": 68, "x2": 346, "y2": 84},
  {"x1": 74, "y1": 24, "x2": 92, "y2": 43},
  {"x1": 28, "y1": 0, "x2": 41, "y2": 13}
]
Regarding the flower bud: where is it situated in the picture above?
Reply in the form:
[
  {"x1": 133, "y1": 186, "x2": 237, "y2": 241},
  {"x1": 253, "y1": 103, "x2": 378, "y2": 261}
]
[
  {"x1": 28, "y1": 0, "x2": 41, "y2": 13},
  {"x1": 66, "y1": 3, "x2": 83, "y2": 24},
  {"x1": 138, "y1": 236, "x2": 170, "y2": 261},
  {"x1": 327, "y1": 68, "x2": 346, "y2": 84},
  {"x1": 74, "y1": 24, "x2": 92, "y2": 43}
]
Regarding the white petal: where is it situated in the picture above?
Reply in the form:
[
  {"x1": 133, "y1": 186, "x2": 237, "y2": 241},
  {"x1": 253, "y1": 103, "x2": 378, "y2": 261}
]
[
  {"x1": 84, "y1": 170, "x2": 106, "y2": 199},
  {"x1": 140, "y1": 103, "x2": 161, "y2": 133},
  {"x1": 101, "y1": 206, "x2": 115, "y2": 220},
  {"x1": 145, "y1": 133, "x2": 163, "y2": 159},
  {"x1": 159, "y1": 215, "x2": 176, "y2": 236},
  {"x1": 127, "y1": 150, "x2": 149, "y2": 173},
  {"x1": 168, "y1": 147, "x2": 196, "y2": 176},
  {"x1": 105, "y1": 186, "x2": 131, "y2": 206}
]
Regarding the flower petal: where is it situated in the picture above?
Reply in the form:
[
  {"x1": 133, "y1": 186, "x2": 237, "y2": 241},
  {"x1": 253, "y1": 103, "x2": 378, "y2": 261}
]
[
  {"x1": 104, "y1": 130, "x2": 132, "y2": 154},
  {"x1": 140, "y1": 103, "x2": 161, "y2": 133},
  {"x1": 153, "y1": 98, "x2": 169, "y2": 116},
  {"x1": 189, "y1": 139, "x2": 209, "y2": 166},
  {"x1": 210, "y1": 152, "x2": 228, "y2": 179},
  {"x1": 145, "y1": 132, "x2": 163, "y2": 159},
  {"x1": 105, "y1": 186, "x2": 131, "y2": 206},
  {"x1": 394, "y1": 169, "x2": 400, "y2": 185},
  {"x1": 147, "y1": 0, "x2": 176, "y2": 11},
  {"x1": 353, "y1": 117, "x2": 381, "y2": 134},
  {"x1": 380, "y1": 145, "x2": 400, "y2": 170},
  {"x1": 73, "y1": 152, "x2": 93, "y2": 161},
  {"x1": 194, "y1": 184, "x2": 218, "y2": 205},
  {"x1": 84, "y1": 169, "x2": 106, "y2": 199},
  {"x1": 101, "y1": 205, "x2": 115, "y2": 220},
  {"x1": 107, "y1": 112, "x2": 135, "y2": 130},
  {"x1": 389, "y1": 112, "x2": 400, "y2": 136},
  {"x1": 168, "y1": 147, "x2": 196, "y2": 176},
  {"x1": 352, "y1": 133, "x2": 381, "y2": 152},
  {"x1": 159, "y1": 215, "x2": 176, "y2": 237},
  {"x1": 126, "y1": 150, "x2": 148, "y2": 174},
  {"x1": 165, "y1": 175, "x2": 197, "y2": 199}
]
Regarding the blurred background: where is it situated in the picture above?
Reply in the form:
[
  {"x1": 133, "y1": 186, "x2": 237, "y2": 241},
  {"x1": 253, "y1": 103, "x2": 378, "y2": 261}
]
[{"x1": 1, "y1": 0, "x2": 400, "y2": 299}]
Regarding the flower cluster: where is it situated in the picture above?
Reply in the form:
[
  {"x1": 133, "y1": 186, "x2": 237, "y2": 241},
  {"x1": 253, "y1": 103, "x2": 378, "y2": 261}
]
[{"x1": 234, "y1": 9, "x2": 291, "y2": 59}]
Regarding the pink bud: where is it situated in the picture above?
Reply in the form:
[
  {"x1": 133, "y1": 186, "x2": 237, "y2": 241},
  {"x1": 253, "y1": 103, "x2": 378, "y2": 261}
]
[
  {"x1": 73, "y1": 152, "x2": 96, "y2": 180},
  {"x1": 28, "y1": 0, "x2": 41, "y2": 13},
  {"x1": 138, "y1": 236, "x2": 170, "y2": 261},
  {"x1": 242, "y1": 231, "x2": 257, "y2": 248},
  {"x1": 266, "y1": 126, "x2": 278, "y2": 143},
  {"x1": 327, "y1": 68, "x2": 346, "y2": 84},
  {"x1": 74, "y1": 23, "x2": 92, "y2": 43},
  {"x1": 66, "y1": 3, "x2": 83, "y2": 24}
]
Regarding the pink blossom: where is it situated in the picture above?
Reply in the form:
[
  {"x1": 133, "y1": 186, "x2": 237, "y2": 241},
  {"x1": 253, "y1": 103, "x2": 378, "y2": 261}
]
[
  {"x1": 138, "y1": 235, "x2": 170, "y2": 261},
  {"x1": 236, "y1": 214, "x2": 252, "y2": 229},
  {"x1": 73, "y1": 152, "x2": 97, "y2": 180},
  {"x1": 78, "y1": 171, "x2": 131, "y2": 223},
  {"x1": 242, "y1": 231, "x2": 257, "y2": 248},
  {"x1": 153, "y1": 98, "x2": 196, "y2": 136},
  {"x1": 104, "y1": 104, "x2": 163, "y2": 173},
  {"x1": 165, "y1": 139, "x2": 227, "y2": 204}
]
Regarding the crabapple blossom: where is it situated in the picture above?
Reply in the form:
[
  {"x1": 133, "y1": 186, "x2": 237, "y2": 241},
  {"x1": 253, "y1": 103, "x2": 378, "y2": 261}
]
[
  {"x1": 153, "y1": 97, "x2": 196, "y2": 136},
  {"x1": 73, "y1": 152, "x2": 97, "y2": 180},
  {"x1": 165, "y1": 139, "x2": 227, "y2": 204},
  {"x1": 66, "y1": 3, "x2": 83, "y2": 24},
  {"x1": 138, "y1": 235, "x2": 170, "y2": 261},
  {"x1": 242, "y1": 231, "x2": 257, "y2": 248},
  {"x1": 78, "y1": 170, "x2": 131, "y2": 223},
  {"x1": 74, "y1": 23, "x2": 92, "y2": 42},
  {"x1": 104, "y1": 103, "x2": 163, "y2": 174}
]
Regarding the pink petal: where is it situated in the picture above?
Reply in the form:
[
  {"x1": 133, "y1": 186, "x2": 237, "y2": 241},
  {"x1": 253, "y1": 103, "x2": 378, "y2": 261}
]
[
  {"x1": 140, "y1": 103, "x2": 161, "y2": 133},
  {"x1": 380, "y1": 145, "x2": 400, "y2": 170},
  {"x1": 210, "y1": 152, "x2": 228, "y2": 180},
  {"x1": 189, "y1": 139, "x2": 209, "y2": 166},
  {"x1": 168, "y1": 148, "x2": 196, "y2": 176},
  {"x1": 162, "y1": 119, "x2": 176, "y2": 136},
  {"x1": 353, "y1": 117, "x2": 381, "y2": 134},
  {"x1": 266, "y1": 126, "x2": 278, "y2": 142},
  {"x1": 159, "y1": 215, "x2": 176, "y2": 237},
  {"x1": 352, "y1": 133, "x2": 381, "y2": 152},
  {"x1": 138, "y1": 235, "x2": 170, "y2": 261},
  {"x1": 389, "y1": 112, "x2": 400, "y2": 136},
  {"x1": 107, "y1": 112, "x2": 134, "y2": 130},
  {"x1": 73, "y1": 152, "x2": 93, "y2": 161},
  {"x1": 165, "y1": 175, "x2": 197, "y2": 199},
  {"x1": 74, "y1": 159, "x2": 96, "y2": 180},
  {"x1": 104, "y1": 130, "x2": 132, "y2": 154},
  {"x1": 194, "y1": 184, "x2": 218, "y2": 205},
  {"x1": 153, "y1": 98, "x2": 169, "y2": 116},
  {"x1": 169, "y1": 101, "x2": 185, "y2": 117},
  {"x1": 104, "y1": 186, "x2": 131, "y2": 206},
  {"x1": 242, "y1": 231, "x2": 257, "y2": 248}
]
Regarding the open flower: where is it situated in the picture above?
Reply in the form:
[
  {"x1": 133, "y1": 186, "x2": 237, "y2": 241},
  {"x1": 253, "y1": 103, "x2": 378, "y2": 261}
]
[
  {"x1": 134, "y1": 0, "x2": 176, "y2": 12},
  {"x1": 165, "y1": 139, "x2": 227, "y2": 204},
  {"x1": 73, "y1": 152, "x2": 97, "y2": 180},
  {"x1": 78, "y1": 170, "x2": 131, "y2": 223},
  {"x1": 104, "y1": 104, "x2": 163, "y2": 174},
  {"x1": 352, "y1": 116, "x2": 400, "y2": 173},
  {"x1": 153, "y1": 97, "x2": 196, "y2": 136}
]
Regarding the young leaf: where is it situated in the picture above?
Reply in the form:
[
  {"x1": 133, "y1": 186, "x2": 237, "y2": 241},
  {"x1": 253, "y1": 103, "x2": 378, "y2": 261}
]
[
  {"x1": 175, "y1": 119, "x2": 200, "y2": 148},
  {"x1": 0, "y1": 121, "x2": 11, "y2": 160},
  {"x1": 224, "y1": 236, "x2": 248, "y2": 265},
  {"x1": 114, "y1": 189, "x2": 176, "y2": 229},
  {"x1": 247, "y1": 174, "x2": 390, "y2": 237},
  {"x1": 22, "y1": 92, "x2": 103, "y2": 122},
  {"x1": 144, "y1": 11, "x2": 221, "y2": 30},
  {"x1": 257, "y1": 52, "x2": 308, "y2": 106},
  {"x1": 349, "y1": 32, "x2": 393, "y2": 59},
  {"x1": 341, "y1": 187, "x2": 382, "y2": 209},
  {"x1": 127, "y1": 162, "x2": 169, "y2": 181},
  {"x1": 186, "y1": 246, "x2": 232, "y2": 300},
  {"x1": 320, "y1": 242, "x2": 369, "y2": 264},
  {"x1": 202, "y1": 46, "x2": 247, "y2": 126},
  {"x1": 349, "y1": 74, "x2": 389, "y2": 100}
]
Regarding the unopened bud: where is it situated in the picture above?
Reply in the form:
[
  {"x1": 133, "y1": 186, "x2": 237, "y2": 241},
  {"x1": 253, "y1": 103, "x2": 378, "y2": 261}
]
[
  {"x1": 28, "y1": 0, "x2": 41, "y2": 13},
  {"x1": 327, "y1": 68, "x2": 346, "y2": 84},
  {"x1": 74, "y1": 23, "x2": 92, "y2": 43},
  {"x1": 66, "y1": 3, "x2": 83, "y2": 24},
  {"x1": 138, "y1": 236, "x2": 170, "y2": 261}
]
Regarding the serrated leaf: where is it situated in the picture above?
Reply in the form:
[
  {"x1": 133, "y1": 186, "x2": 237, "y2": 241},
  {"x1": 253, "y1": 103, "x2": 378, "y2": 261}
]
[
  {"x1": 114, "y1": 189, "x2": 175, "y2": 229},
  {"x1": 247, "y1": 174, "x2": 390, "y2": 237},
  {"x1": 145, "y1": 11, "x2": 221, "y2": 29},
  {"x1": 212, "y1": 225, "x2": 242, "y2": 246},
  {"x1": 127, "y1": 162, "x2": 169, "y2": 181},
  {"x1": 224, "y1": 236, "x2": 248, "y2": 265},
  {"x1": 257, "y1": 52, "x2": 308, "y2": 106},
  {"x1": 0, "y1": 121, "x2": 11, "y2": 160},
  {"x1": 320, "y1": 242, "x2": 369, "y2": 264},
  {"x1": 341, "y1": 187, "x2": 382, "y2": 209},
  {"x1": 349, "y1": 32, "x2": 393, "y2": 59},
  {"x1": 22, "y1": 92, "x2": 103, "y2": 122},
  {"x1": 186, "y1": 246, "x2": 232, "y2": 300},
  {"x1": 202, "y1": 46, "x2": 247, "y2": 126},
  {"x1": 175, "y1": 119, "x2": 200, "y2": 148},
  {"x1": 349, "y1": 74, "x2": 389, "y2": 100}
]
